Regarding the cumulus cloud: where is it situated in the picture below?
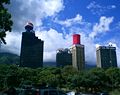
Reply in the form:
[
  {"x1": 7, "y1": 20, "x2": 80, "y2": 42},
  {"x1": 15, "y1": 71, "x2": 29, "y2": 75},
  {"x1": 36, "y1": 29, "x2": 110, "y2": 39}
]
[
  {"x1": 36, "y1": 28, "x2": 96, "y2": 64},
  {"x1": 52, "y1": 14, "x2": 96, "y2": 64},
  {"x1": 80, "y1": 33, "x2": 96, "y2": 64},
  {"x1": 1, "y1": 0, "x2": 65, "y2": 61},
  {"x1": 87, "y1": 1, "x2": 116, "y2": 16},
  {"x1": 89, "y1": 16, "x2": 114, "y2": 38},
  {"x1": 36, "y1": 28, "x2": 71, "y2": 62},
  {"x1": 116, "y1": 47, "x2": 120, "y2": 67},
  {"x1": 1, "y1": 32, "x2": 22, "y2": 55},
  {"x1": 95, "y1": 44, "x2": 100, "y2": 48},
  {"x1": 18, "y1": 0, "x2": 64, "y2": 17},
  {"x1": 8, "y1": 0, "x2": 64, "y2": 31},
  {"x1": 54, "y1": 14, "x2": 83, "y2": 27}
]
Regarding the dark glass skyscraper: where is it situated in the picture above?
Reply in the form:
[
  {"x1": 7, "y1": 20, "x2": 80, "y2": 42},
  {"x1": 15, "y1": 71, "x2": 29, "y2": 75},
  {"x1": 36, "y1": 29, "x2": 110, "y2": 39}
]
[
  {"x1": 20, "y1": 22, "x2": 44, "y2": 68},
  {"x1": 96, "y1": 46, "x2": 117, "y2": 68},
  {"x1": 56, "y1": 48, "x2": 72, "y2": 67}
]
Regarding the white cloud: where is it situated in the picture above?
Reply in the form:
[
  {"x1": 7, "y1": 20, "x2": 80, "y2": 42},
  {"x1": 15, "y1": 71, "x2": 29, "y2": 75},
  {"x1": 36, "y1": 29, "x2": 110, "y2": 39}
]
[
  {"x1": 81, "y1": 33, "x2": 96, "y2": 64},
  {"x1": 116, "y1": 47, "x2": 120, "y2": 67},
  {"x1": 54, "y1": 14, "x2": 83, "y2": 27},
  {"x1": 36, "y1": 28, "x2": 71, "y2": 62},
  {"x1": 89, "y1": 16, "x2": 114, "y2": 38},
  {"x1": 1, "y1": 32, "x2": 22, "y2": 55},
  {"x1": 36, "y1": 28, "x2": 96, "y2": 64},
  {"x1": 108, "y1": 42, "x2": 117, "y2": 47},
  {"x1": 87, "y1": 1, "x2": 116, "y2": 16},
  {"x1": 36, "y1": 29, "x2": 68, "y2": 51},
  {"x1": 87, "y1": 1, "x2": 101, "y2": 9},
  {"x1": 8, "y1": 0, "x2": 64, "y2": 31},
  {"x1": 95, "y1": 44, "x2": 100, "y2": 48},
  {"x1": 18, "y1": 0, "x2": 64, "y2": 17},
  {"x1": 109, "y1": 5, "x2": 116, "y2": 9}
]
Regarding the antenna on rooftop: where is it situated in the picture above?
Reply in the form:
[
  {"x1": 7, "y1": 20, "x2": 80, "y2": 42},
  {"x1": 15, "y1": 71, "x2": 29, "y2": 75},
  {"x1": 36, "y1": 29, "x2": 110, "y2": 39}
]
[
  {"x1": 108, "y1": 42, "x2": 113, "y2": 47},
  {"x1": 25, "y1": 22, "x2": 34, "y2": 32}
]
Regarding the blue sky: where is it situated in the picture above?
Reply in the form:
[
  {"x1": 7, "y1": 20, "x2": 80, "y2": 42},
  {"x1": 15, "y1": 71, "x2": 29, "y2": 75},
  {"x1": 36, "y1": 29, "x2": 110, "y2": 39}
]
[
  {"x1": 1, "y1": 0, "x2": 120, "y2": 66},
  {"x1": 42, "y1": 0, "x2": 120, "y2": 42}
]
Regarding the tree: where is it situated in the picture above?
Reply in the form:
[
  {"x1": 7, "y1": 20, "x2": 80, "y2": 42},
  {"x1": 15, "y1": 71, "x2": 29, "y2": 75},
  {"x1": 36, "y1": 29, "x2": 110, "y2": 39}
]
[
  {"x1": 61, "y1": 66, "x2": 79, "y2": 90},
  {"x1": 105, "y1": 68, "x2": 120, "y2": 90},
  {"x1": 0, "y1": 0, "x2": 13, "y2": 44},
  {"x1": 88, "y1": 68, "x2": 107, "y2": 92},
  {"x1": 36, "y1": 67, "x2": 58, "y2": 87}
]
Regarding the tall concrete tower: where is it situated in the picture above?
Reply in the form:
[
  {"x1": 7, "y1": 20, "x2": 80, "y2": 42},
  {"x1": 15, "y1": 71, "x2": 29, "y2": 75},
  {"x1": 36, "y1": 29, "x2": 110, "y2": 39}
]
[
  {"x1": 70, "y1": 34, "x2": 85, "y2": 71},
  {"x1": 20, "y1": 22, "x2": 44, "y2": 68},
  {"x1": 96, "y1": 45, "x2": 117, "y2": 68}
]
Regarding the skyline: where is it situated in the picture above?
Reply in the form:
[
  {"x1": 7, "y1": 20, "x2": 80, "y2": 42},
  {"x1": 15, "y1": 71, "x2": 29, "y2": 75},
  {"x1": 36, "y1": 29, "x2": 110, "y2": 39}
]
[{"x1": 0, "y1": 0, "x2": 120, "y2": 66}]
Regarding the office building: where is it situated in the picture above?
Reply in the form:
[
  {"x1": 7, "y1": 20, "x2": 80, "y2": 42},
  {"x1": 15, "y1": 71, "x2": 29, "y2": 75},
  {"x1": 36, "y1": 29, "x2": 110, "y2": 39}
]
[
  {"x1": 56, "y1": 48, "x2": 72, "y2": 67},
  {"x1": 96, "y1": 46, "x2": 117, "y2": 68},
  {"x1": 70, "y1": 34, "x2": 85, "y2": 71},
  {"x1": 20, "y1": 22, "x2": 44, "y2": 68}
]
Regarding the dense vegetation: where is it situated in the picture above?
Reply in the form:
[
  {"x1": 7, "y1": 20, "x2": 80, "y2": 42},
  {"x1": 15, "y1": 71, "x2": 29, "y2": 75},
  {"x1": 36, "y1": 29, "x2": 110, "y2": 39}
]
[{"x1": 0, "y1": 64, "x2": 120, "y2": 94}]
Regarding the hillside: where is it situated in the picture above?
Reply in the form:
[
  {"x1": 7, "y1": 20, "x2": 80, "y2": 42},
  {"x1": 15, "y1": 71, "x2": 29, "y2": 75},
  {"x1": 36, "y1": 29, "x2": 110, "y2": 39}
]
[
  {"x1": 0, "y1": 53, "x2": 96, "y2": 68},
  {"x1": 0, "y1": 52, "x2": 20, "y2": 65}
]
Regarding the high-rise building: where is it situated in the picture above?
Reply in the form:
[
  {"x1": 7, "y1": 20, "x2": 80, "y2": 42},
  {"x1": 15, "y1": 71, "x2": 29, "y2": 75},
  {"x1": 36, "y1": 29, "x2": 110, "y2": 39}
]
[
  {"x1": 70, "y1": 34, "x2": 85, "y2": 71},
  {"x1": 96, "y1": 46, "x2": 117, "y2": 68},
  {"x1": 56, "y1": 48, "x2": 72, "y2": 67},
  {"x1": 20, "y1": 22, "x2": 44, "y2": 68}
]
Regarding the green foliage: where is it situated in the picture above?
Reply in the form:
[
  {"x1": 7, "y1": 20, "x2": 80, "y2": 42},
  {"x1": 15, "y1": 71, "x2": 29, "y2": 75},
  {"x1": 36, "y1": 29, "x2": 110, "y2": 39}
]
[
  {"x1": 0, "y1": 64, "x2": 120, "y2": 93},
  {"x1": 61, "y1": 66, "x2": 79, "y2": 89},
  {"x1": 110, "y1": 89, "x2": 120, "y2": 95},
  {"x1": 105, "y1": 68, "x2": 120, "y2": 90},
  {"x1": 0, "y1": 0, "x2": 13, "y2": 44}
]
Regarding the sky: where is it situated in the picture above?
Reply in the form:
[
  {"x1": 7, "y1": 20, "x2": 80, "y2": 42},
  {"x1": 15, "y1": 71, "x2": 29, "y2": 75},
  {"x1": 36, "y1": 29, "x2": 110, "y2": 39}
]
[{"x1": 1, "y1": 0, "x2": 120, "y2": 66}]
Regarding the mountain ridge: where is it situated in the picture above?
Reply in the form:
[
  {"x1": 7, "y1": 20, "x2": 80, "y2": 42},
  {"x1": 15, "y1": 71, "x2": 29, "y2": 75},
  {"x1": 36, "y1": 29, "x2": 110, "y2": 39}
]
[{"x1": 0, "y1": 52, "x2": 96, "y2": 69}]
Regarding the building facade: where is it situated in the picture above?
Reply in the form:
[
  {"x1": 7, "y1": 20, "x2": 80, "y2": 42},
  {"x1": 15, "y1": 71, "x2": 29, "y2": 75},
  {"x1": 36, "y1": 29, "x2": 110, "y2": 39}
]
[
  {"x1": 96, "y1": 46, "x2": 117, "y2": 68},
  {"x1": 70, "y1": 34, "x2": 85, "y2": 71},
  {"x1": 20, "y1": 22, "x2": 44, "y2": 68},
  {"x1": 70, "y1": 44, "x2": 85, "y2": 70},
  {"x1": 56, "y1": 48, "x2": 72, "y2": 67}
]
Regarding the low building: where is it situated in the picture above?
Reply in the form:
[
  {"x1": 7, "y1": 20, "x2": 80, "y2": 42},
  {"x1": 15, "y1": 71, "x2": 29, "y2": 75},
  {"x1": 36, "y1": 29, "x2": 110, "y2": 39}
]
[{"x1": 56, "y1": 48, "x2": 72, "y2": 67}]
